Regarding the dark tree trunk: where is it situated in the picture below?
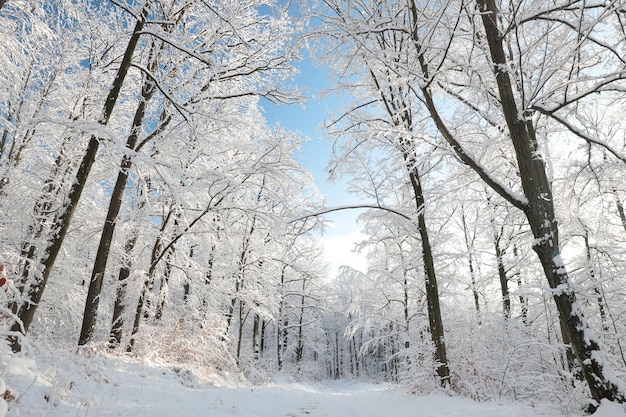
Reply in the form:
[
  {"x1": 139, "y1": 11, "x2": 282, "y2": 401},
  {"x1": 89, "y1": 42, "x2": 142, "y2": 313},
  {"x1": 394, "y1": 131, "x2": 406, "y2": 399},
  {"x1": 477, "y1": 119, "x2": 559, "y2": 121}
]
[
  {"x1": 366, "y1": 33, "x2": 449, "y2": 386},
  {"x1": 477, "y1": 0, "x2": 624, "y2": 404},
  {"x1": 278, "y1": 317, "x2": 289, "y2": 371},
  {"x1": 155, "y1": 250, "x2": 174, "y2": 321},
  {"x1": 295, "y1": 277, "x2": 306, "y2": 363},
  {"x1": 276, "y1": 266, "x2": 287, "y2": 370},
  {"x1": 403, "y1": 272, "x2": 410, "y2": 349},
  {"x1": 615, "y1": 192, "x2": 626, "y2": 234},
  {"x1": 260, "y1": 319, "x2": 266, "y2": 357},
  {"x1": 79, "y1": 64, "x2": 156, "y2": 345},
  {"x1": 235, "y1": 299, "x2": 246, "y2": 364},
  {"x1": 252, "y1": 313, "x2": 260, "y2": 360},
  {"x1": 109, "y1": 231, "x2": 139, "y2": 348},
  {"x1": 460, "y1": 209, "x2": 481, "y2": 318},
  {"x1": 8, "y1": 8, "x2": 148, "y2": 352},
  {"x1": 13, "y1": 138, "x2": 76, "y2": 308},
  {"x1": 407, "y1": 164, "x2": 449, "y2": 386},
  {"x1": 334, "y1": 331, "x2": 340, "y2": 379},
  {"x1": 583, "y1": 230, "x2": 609, "y2": 333},
  {"x1": 352, "y1": 334, "x2": 360, "y2": 377},
  {"x1": 223, "y1": 218, "x2": 256, "y2": 341},
  {"x1": 513, "y1": 245, "x2": 529, "y2": 324},
  {"x1": 494, "y1": 228, "x2": 511, "y2": 319},
  {"x1": 127, "y1": 206, "x2": 176, "y2": 352},
  {"x1": 183, "y1": 246, "x2": 195, "y2": 304}
]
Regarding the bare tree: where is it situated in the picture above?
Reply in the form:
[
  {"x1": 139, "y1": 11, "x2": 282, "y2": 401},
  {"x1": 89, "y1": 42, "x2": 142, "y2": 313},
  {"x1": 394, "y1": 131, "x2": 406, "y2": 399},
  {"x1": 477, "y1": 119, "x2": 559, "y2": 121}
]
[
  {"x1": 316, "y1": 0, "x2": 626, "y2": 405},
  {"x1": 409, "y1": 0, "x2": 625, "y2": 404},
  {"x1": 7, "y1": 1, "x2": 150, "y2": 352}
]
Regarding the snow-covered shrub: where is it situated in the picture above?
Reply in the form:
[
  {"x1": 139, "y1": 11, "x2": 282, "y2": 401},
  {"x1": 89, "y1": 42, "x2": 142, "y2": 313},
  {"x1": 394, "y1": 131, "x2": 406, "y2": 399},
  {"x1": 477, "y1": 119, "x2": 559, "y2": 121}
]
[{"x1": 129, "y1": 317, "x2": 239, "y2": 384}]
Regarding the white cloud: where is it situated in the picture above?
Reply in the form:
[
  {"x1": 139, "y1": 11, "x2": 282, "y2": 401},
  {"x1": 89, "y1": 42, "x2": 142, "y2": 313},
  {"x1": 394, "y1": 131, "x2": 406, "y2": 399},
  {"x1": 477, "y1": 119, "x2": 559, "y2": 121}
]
[{"x1": 319, "y1": 232, "x2": 368, "y2": 279}]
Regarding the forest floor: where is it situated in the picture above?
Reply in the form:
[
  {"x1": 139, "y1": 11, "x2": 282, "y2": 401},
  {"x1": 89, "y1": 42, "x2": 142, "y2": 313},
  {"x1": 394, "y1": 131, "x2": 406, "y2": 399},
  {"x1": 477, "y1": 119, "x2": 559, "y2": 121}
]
[{"x1": 2, "y1": 346, "x2": 624, "y2": 417}]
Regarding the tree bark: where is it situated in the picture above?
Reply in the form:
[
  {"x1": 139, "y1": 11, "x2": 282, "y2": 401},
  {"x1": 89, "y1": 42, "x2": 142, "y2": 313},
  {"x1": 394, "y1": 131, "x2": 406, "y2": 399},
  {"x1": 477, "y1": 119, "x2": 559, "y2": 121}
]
[
  {"x1": 127, "y1": 205, "x2": 176, "y2": 352},
  {"x1": 8, "y1": 5, "x2": 148, "y2": 352},
  {"x1": 260, "y1": 319, "x2": 266, "y2": 357},
  {"x1": 512, "y1": 245, "x2": 529, "y2": 324},
  {"x1": 583, "y1": 230, "x2": 609, "y2": 333},
  {"x1": 460, "y1": 209, "x2": 481, "y2": 318},
  {"x1": 406, "y1": 163, "x2": 450, "y2": 386},
  {"x1": 13, "y1": 138, "x2": 75, "y2": 305},
  {"x1": 615, "y1": 192, "x2": 626, "y2": 234},
  {"x1": 183, "y1": 245, "x2": 196, "y2": 304},
  {"x1": 235, "y1": 299, "x2": 246, "y2": 364},
  {"x1": 154, "y1": 249, "x2": 174, "y2": 321},
  {"x1": 295, "y1": 276, "x2": 307, "y2": 363},
  {"x1": 252, "y1": 313, "x2": 260, "y2": 361},
  {"x1": 276, "y1": 265, "x2": 287, "y2": 370},
  {"x1": 477, "y1": 0, "x2": 623, "y2": 404},
  {"x1": 365, "y1": 31, "x2": 450, "y2": 385},
  {"x1": 223, "y1": 216, "x2": 256, "y2": 341},
  {"x1": 493, "y1": 228, "x2": 511, "y2": 320},
  {"x1": 79, "y1": 60, "x2": 156, "y2": 345},
  {"x1": 109, "y1": 231, "x2": 139, "y2": 348}
]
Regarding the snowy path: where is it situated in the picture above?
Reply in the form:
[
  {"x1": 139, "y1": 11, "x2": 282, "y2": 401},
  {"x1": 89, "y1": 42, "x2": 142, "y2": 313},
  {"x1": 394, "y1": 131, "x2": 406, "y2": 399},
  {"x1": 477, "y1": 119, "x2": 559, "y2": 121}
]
[
  {"x1": 4, "y1": 352, "x2": 618, "y2": 417},
  {"x1": 26, "y1": 380, "x2": 557, "y2": 417}
]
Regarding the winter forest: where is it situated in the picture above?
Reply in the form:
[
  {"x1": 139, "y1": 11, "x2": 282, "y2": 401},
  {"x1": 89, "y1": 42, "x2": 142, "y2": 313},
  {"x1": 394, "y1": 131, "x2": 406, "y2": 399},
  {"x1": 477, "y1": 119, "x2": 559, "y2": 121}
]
[{"x1": 1, "y1": 0, "x2": 626, "y2": 415}]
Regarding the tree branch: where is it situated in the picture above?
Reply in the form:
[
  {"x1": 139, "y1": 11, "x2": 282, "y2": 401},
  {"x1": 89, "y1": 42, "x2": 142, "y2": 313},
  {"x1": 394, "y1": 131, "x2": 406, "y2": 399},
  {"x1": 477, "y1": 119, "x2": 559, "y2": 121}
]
[
  {"x1": 532, "y1": 105, "x2": 626, "y2": 165},
  {"x1": 290, "y1": 204, "x2": 412, "y2": 223}
]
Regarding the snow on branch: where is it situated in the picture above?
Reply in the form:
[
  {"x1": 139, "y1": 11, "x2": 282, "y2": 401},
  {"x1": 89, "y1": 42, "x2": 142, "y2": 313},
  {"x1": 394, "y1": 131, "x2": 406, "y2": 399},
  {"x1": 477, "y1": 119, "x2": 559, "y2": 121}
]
[
  {"x1": 290, "y1": 204, "x2": 412, "y2": 223},
  {"x1": 130, "y1": 63, "x2": 190, "y2": 122},
  {"x1": 109, "y1": 0, "x2": 141, "y2": 20},
  {"x1": 138, "y1": 29, "x2": 213, "y2": 67},
  {"x1": 421, "y1": 90, "x2": 530, "y2": 212},
  {"x1": 532, "y1": 106, "x2": 626, "y2": 165}
]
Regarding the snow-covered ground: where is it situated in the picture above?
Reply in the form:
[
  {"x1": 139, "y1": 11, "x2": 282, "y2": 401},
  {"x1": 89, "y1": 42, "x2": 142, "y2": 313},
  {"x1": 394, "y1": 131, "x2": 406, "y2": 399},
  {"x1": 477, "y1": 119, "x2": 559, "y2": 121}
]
[{"x1": 2, "y1": 349, "x2": 625, "y2": 417}]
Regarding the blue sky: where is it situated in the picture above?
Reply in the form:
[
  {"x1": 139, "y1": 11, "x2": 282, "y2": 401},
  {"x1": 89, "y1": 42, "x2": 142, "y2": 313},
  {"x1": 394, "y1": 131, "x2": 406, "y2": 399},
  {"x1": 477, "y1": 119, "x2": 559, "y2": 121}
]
[
  {"x1": 261, "y1": 58, "x2": 334, "y2": 189},
  {"x1": 261, "y1": 57, "x2": 368, "y2": 277}
]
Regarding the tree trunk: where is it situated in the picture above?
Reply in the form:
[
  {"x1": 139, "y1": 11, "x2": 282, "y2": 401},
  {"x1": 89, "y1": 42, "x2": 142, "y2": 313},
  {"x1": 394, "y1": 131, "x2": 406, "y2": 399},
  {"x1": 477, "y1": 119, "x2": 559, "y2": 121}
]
[
  {"x1": 334, "y1": 330, "x2": 340, "y2": 379},
  {"x1": 109, "y1": 231, "x2": 139, "y2": 348},
  {"x1": 127, "y1": 205, "x2": 176, "y2": 352},
  {"x1": 615, "y1": 192, "x2": 626, "y2": 234},
  {"x1": 352, "y1": 334, "x2": 360, "y2": 377},
  {"x1": 402, "y1": 272, "x2": 410, "y2": 349},
  {"x1": 513, "y1": 245, "x2": 529, "y2": 324},
  {"x1": 494, "y1": 228, "x2": 511, "y2": 320},
  {"x1": 235, "y1": 299, "x2": 246, "y2": 365},
  {"x1": 223, "y1": 217, "x2": 256, "y2": 341},
  {"x1": 276, "y1": 265, "x2": 287, "y2": 370},
  {"x1": 583, "y1": 230, "x2": 609, "y2": 333},
  {"x1": 79, "y1": 63, "x2": 156, "y2": 345},
  {"x1": 252, "y1": 313, "x2": 260, "y2": 361},
  {"x1": 477, "y1": 0, "x2": 623, "y2": 404},
  {"x1": 13, "y1": 136, "x2": 76, "y2": 306},
  {"x1": 278, "y1": 317, "x2": 289, "y2": 371},
  {"x1": 183, "y1": 245, "x2": 195, "y2": 304},
  {"x1": 366, "y1": 35, "x2": 449, "y2": 385},
  {"x1": 8, "y1": 5, "x2": 148, "y2": 352},
  {"x1": 154, "y1": 249, "x2": 174, "y2": 321},
  {"x1": 406, "y1": 162, "x2": 450, "y2": 386},
  {"x1": 295, "y1": 277, "x2": 306, "y2": 363},
  {"x1": 460, "y1": 208, "x2": 481, "y2": 318},
  {"x1": 260, "y1": 319, "x2": 266, "y2": 357}
]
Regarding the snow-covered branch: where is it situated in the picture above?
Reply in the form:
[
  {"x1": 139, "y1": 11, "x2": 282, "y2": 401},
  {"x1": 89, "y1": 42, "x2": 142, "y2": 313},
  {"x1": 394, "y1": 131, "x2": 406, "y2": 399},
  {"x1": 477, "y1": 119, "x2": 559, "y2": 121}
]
[{"x1": 290, "y1": 204, "x2": 412, "y2": 223}]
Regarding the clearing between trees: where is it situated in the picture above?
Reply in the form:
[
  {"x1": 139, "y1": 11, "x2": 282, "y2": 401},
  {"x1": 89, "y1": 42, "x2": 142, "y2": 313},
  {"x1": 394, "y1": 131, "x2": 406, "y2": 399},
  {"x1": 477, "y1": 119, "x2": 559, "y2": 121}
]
[{"x1": 5, "y1": 347, "x2": 620, "y2": 417}]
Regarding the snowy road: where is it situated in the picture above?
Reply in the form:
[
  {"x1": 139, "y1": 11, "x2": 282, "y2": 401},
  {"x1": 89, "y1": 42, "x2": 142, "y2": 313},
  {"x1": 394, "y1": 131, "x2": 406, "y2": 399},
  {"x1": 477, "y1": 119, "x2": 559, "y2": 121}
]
[
  {"x1": 4, "y1": 352, "x2": 617, "y2": 417},
  {"x1": 49, "y1": 380, "x2": 558, "y2": 417}
]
